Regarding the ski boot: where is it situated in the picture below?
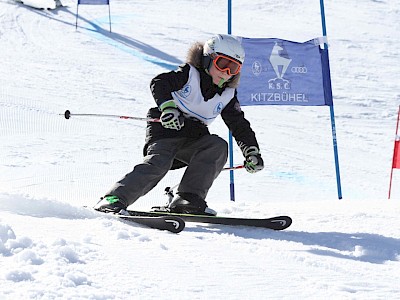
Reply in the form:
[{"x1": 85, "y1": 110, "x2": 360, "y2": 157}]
[
  {"x1": 94, "y1": 195, "x2": 127, "y2": 213},
  {"x1": 168, "y1": 193, "x2": 217, "y2": 216}
]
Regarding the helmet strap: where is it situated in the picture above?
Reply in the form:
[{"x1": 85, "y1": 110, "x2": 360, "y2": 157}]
[{"x1": 202, "y1": 55, "x2": 212, "y2": 71}]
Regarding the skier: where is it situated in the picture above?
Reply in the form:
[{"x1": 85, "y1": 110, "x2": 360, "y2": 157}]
[{"x1": 94, "y1": 34, "x2": 264, "y2": 216}]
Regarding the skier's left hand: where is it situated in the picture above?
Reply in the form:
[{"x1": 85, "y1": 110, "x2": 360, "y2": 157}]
[
  {"x1": 242, "y1": 146, "x2": 264, "y2": 173},
  {"x1": 244, "y1": 153, "x2": 264, "y2": 173}
]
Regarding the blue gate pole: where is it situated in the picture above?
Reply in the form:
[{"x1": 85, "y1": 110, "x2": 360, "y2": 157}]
[
  {"x1": 227, "y1": 0, "x2": 236, "y2": 201},
  {"x1": 320, "y1": 0, "x2": 343, "y2": 199}
]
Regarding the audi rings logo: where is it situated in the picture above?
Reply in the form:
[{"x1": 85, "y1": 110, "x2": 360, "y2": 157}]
[{"x1": 291, "y1": 66, "x2": 308, "y2": 73}]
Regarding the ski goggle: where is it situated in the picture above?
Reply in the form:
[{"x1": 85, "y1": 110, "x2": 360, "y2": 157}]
[{"x1": 212, "y1": 54, "x2": 242, "y2": 76}]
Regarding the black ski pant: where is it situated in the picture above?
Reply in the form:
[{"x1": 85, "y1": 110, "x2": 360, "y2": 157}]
[{"x1": 105, "y1": 134, "x2": 228, "y2": 207}]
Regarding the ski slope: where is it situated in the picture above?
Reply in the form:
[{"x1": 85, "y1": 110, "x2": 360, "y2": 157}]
[{"x1": 1, "y1": 0, "x2": 400, "y2": 298}]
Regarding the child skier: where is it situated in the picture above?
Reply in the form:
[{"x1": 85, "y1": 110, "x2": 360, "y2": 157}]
[{"x1": 94, "y1": 34, "x2": 264, "y2": 216}]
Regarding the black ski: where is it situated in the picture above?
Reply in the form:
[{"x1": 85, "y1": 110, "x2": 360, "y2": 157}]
[
  {"x1": 116, "y1": 214, "x2": 185, "y2": 233},
  {"x1": 125, "y1": 210, "x2": 292, "y2": 231},
  {"x1": 89, "y1": 207, "x2": 185, "y2": 233}
]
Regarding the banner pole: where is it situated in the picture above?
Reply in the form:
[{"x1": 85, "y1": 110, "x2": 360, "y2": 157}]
[
  {"x1": 388, "y1": 105, "x2": 400, "y2": 199},
  {"x1": 319, "y1": 0, "x2": 343, "y2": 199},
  {"x1": 227, "y1": 0, "x2": 236, "y2": 201},
  {"x1": 108, "y1": 2, "x2": 112, "y2": 32},
  {"x1": 75, "y1": 2, "x2": 79, "y2": 30},
  {"x1": 228, "y1": 0, "x2": 232, "y2": 32},
  {"x1": 389, "y1": 162, "x2": 394, "y2": 199}
]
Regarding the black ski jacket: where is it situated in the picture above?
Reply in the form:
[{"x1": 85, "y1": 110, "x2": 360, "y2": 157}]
[{"x1": 144, "y1": 43, "x2": 260, "y2": 169}]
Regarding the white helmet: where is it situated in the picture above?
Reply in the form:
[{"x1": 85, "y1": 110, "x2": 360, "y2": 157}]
[{"x1": 203, "y1": 34, "x2": 245, "y2": 66}]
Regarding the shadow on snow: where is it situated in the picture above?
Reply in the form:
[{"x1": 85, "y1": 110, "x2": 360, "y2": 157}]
[
  {"x1": 185, "y1": 224, "x2": 400, "y2": 265},
  {"x1": 19, "y1": 4, "x2": 181, "y2": 70}
]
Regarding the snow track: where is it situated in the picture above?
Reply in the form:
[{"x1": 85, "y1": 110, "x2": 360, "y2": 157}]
[{"x1": 1, "y1": 0, "x2": 400, "y2": 298}]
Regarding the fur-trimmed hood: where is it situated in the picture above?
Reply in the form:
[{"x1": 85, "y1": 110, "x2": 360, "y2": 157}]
[{"x1": 186, "y1": 42, "x2": 241, "y2": 88}]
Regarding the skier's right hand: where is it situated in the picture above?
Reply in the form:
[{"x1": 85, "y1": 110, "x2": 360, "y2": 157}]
[{"x1": 160, "y1": 100, "x2": 184, "y2": 131}]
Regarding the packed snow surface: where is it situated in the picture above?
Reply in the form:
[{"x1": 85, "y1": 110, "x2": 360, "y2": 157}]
[{"x1": 1, "y1": 0, "x2": 400, "y2": 299}]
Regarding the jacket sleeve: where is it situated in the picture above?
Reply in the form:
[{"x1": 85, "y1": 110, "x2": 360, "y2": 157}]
[
  {"x1": 221, "y1": 91, "x2": 260, "y2": 155},
  {"x1": 150, "y1": 64, "x2": 190, "y2": 108}
]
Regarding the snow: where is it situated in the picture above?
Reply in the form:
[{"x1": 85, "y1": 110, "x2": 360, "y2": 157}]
[
  {"x1": 16, "y1": 0, "x2": 57, "y2": 10},
  {"x1": 1, "y1": 0, "x2": 400, "y2": 298}
]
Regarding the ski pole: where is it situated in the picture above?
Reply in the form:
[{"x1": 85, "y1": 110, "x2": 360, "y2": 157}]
[
  {"x1": 222, "y1": 165, "x2": 244, "y2": 171},
  {"x1": 165, "y1": 164, "x2": 245, "y2": 200},
  {"x1": 62, "y1": 110, "x2": 245, "y2": 172},
  {"x1": 61, "y1": 110, "x2": 160, "y2": 122}
]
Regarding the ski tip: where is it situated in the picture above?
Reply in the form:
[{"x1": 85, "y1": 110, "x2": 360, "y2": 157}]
[
  {"x1": 118, "y1": 215, "x2": 185, "y2": 233},
  {"x1": 161, "y1": 216, "x2": 185, "y2": 233},
  {"x1": 271, "y1": 216, "x2": 292, "y2": 230}
]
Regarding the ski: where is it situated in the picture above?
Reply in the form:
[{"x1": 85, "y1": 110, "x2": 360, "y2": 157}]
[
  {"x1": 125, "y1": 210, "x2": 292, "y2": 231},
  {"x1": 90, "y1": 207, "x2": 185, "y2": 233},
  {"x1": 116, "y1": 214, "x2": 185, "y2": 233}
]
